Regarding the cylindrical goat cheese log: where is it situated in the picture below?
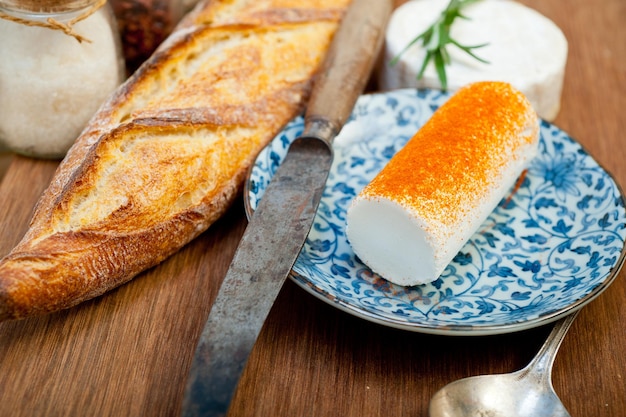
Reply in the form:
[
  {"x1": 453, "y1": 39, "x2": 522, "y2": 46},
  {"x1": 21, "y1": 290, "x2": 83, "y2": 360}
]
[
  {"x1": 346, "y1": 82, "x2": 539, "y2": 286},
  {"x1": 378, "y1": 0, "x2": 567, "y2": 121}
]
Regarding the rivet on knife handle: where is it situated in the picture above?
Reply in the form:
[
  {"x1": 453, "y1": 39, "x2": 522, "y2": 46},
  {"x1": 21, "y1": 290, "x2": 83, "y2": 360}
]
[{"x1": 181, "y1": 1, "x2": 392, "y2": 416}]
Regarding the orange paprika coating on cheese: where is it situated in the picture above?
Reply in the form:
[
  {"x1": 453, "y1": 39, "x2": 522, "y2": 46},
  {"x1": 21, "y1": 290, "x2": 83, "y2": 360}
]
[{"x1": 359, "y1": 82, "x2": 538, "y2": 230}]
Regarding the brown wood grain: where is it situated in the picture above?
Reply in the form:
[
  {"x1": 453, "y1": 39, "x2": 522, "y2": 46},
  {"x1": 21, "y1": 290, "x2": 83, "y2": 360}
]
[{"x1": 0, "y1": 0, "x2": 624, "y2": 416}]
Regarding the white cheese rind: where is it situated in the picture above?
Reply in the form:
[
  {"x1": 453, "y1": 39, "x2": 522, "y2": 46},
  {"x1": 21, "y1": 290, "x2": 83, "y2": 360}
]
[
  {"x1": 346, "y1": 144, "x2": 534, "y2": 286},
  {"x1": 379, "y1": 0, "x2": 567, "y2": 121},
  {"x1": 345, "y1": 82, "x2": 540, "y2": 287}
]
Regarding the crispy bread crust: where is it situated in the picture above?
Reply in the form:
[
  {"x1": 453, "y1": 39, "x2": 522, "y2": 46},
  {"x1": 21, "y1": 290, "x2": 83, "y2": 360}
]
[{"x1": 0, "y1": 0, "x2": 351, "y2": 320}]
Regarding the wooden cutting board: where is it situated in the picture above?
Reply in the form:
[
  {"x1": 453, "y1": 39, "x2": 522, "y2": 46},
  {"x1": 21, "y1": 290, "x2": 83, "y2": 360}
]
[{"x1": 0, "y1": 1, "x2": 624, "y2": 416}]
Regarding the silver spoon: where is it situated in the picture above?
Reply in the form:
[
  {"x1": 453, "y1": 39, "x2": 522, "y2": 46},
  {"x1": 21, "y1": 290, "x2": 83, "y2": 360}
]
[{"x1": 429, "y1": 311, "x2": 579, "y2": 417}]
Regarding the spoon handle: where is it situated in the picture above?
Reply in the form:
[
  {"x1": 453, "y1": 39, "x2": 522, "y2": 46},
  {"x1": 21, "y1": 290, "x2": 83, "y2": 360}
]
[{"x1": 521, "y1": 311, "x2": 580, "y2": 385}]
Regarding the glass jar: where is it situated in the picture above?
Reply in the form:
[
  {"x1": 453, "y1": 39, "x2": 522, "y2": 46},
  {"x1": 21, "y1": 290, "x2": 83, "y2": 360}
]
[{"x1": 0, "y1": 0, "x2": 125, "y2": 159}]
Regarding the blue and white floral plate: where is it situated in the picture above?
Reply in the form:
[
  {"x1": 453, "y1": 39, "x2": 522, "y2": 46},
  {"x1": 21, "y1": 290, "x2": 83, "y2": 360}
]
[{"x1": 245, "y1": 89, "x2": 626, "y2": 336}]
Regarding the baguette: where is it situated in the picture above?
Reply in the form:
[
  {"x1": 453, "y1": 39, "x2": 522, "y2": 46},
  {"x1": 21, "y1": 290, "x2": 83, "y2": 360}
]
[{"x1": 0, "y1": 0, "x2": 351, "y2": 321}]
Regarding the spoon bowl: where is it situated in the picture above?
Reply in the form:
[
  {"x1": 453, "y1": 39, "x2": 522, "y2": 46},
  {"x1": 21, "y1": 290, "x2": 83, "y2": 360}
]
[{"x1": 429, "y1": 311, "x2": 579, "y2": 417}]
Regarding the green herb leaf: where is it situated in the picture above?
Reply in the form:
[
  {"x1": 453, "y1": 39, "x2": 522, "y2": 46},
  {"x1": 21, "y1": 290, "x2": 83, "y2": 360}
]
[{"x1": 391, "y1": 0, "x2": 489, "y2": 90}]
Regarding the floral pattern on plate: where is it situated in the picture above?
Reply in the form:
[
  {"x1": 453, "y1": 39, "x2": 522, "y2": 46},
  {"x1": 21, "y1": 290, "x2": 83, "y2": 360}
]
[{"x1": 245, "y1": 89, "x2": 626, "y2": 335}]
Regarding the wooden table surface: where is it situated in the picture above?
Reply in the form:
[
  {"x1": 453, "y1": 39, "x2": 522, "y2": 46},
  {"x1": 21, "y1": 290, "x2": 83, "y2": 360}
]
[{"x1": 0, "y1": 0, "x2": 624, "y2": 416}]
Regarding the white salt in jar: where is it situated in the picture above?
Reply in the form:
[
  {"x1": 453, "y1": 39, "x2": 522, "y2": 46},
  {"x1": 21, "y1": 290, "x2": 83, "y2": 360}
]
[{"x1": 0, "y1": 0, "x2": 125, "y2": 159}]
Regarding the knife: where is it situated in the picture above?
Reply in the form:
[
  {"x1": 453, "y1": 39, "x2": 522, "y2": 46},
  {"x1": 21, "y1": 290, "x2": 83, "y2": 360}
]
[{"x1": 181, "y1": 1, "x2": 392, "y2": 415}]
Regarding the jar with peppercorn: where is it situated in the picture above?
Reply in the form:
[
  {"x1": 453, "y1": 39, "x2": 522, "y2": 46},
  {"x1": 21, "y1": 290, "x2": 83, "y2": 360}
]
[
  {"x1": 0, "y1": 0, "x2": 125, "y2": 159},
  {"x1": 110, "y1": 0, "x2": 193, "y2": 73}
]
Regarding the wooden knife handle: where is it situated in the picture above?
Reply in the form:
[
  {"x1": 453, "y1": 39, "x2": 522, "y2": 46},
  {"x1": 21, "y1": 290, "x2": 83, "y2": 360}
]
[{"x1": 301, "y1": 0, "x2": 393, "y2": 142}]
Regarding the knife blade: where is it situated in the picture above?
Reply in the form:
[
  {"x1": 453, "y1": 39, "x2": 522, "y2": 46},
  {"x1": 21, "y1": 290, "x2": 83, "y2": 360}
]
[{"x1": 181, "y1": 1, "x2": 392, "y2": 416}]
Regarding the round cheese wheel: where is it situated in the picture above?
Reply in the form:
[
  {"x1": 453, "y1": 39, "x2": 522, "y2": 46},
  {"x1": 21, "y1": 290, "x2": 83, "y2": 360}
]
[{"x1": 378, "y1": 0, "x2": 567, "y2": 121}]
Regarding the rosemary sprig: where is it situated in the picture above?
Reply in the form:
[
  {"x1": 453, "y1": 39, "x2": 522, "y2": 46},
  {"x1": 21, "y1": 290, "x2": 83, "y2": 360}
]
[{"x1": 390, "y1": 0, "x2": 489, "y2": 90}]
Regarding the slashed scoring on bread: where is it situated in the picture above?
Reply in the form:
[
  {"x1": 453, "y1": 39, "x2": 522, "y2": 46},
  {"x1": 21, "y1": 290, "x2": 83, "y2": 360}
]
[{"x1": 0, "y1": 0, "x2": 352, "y2": 321}]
